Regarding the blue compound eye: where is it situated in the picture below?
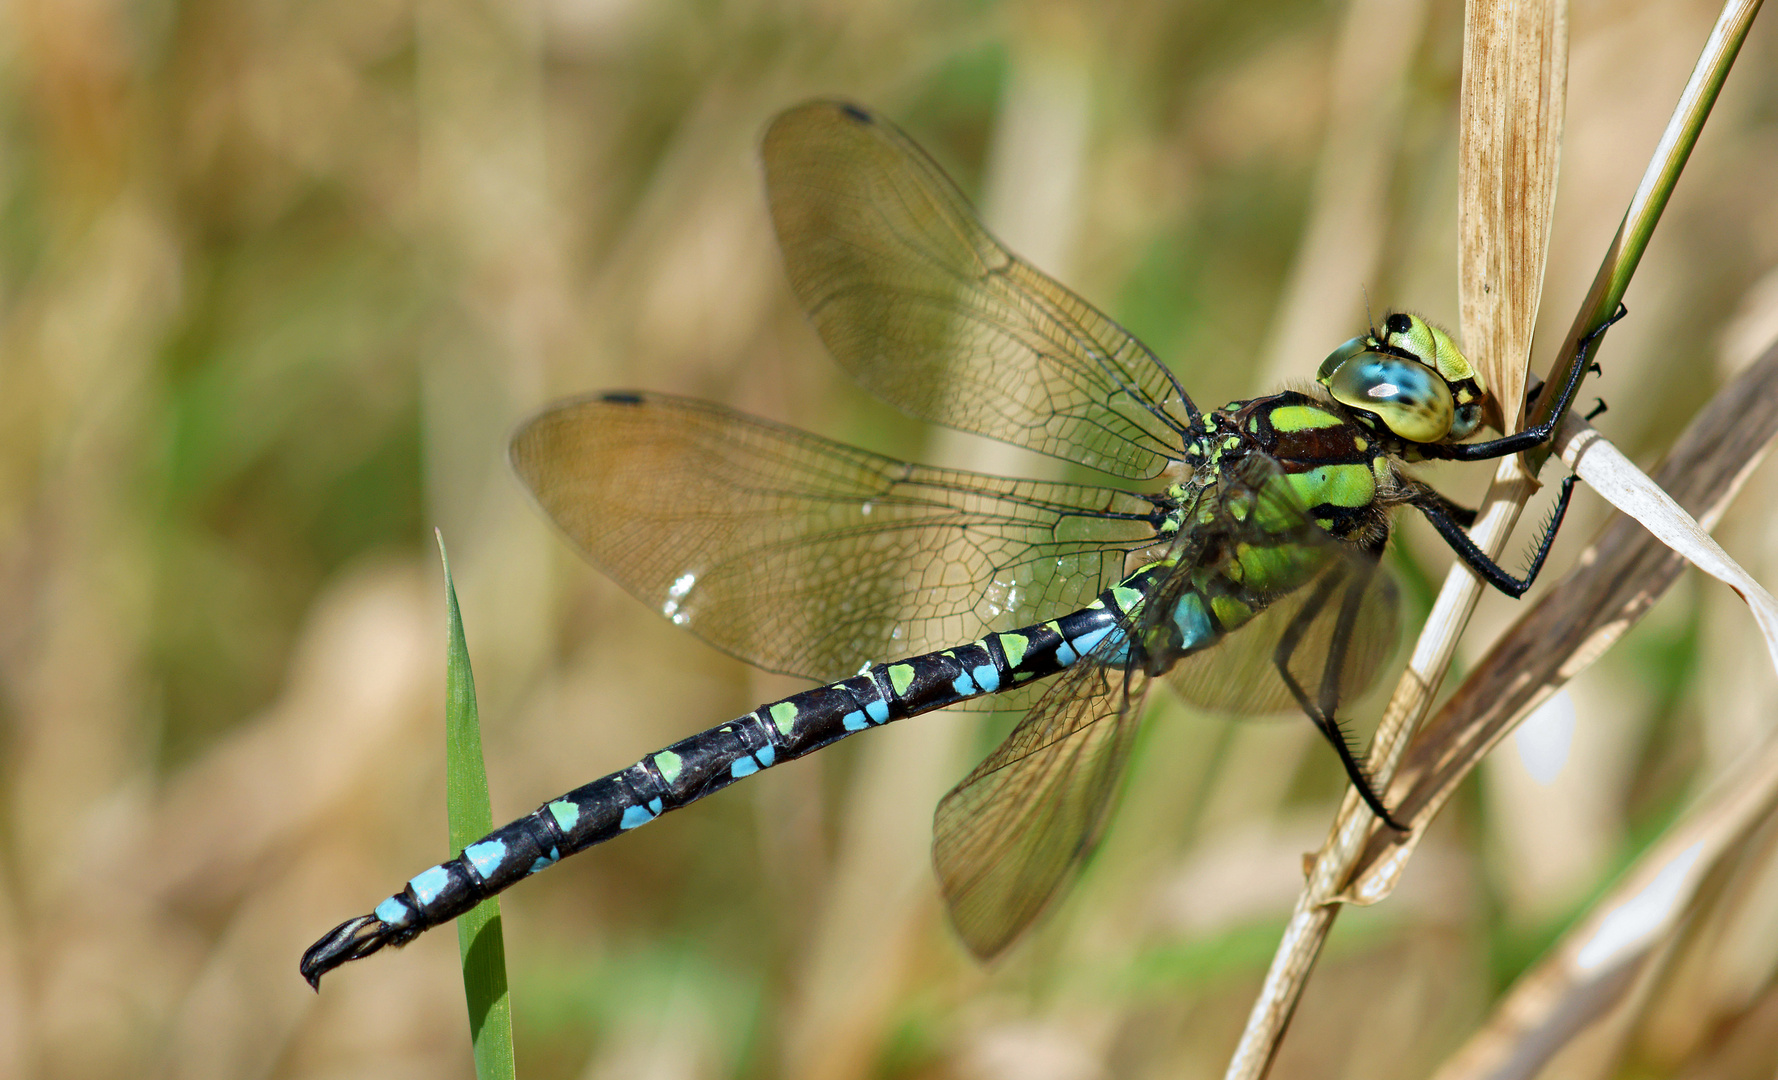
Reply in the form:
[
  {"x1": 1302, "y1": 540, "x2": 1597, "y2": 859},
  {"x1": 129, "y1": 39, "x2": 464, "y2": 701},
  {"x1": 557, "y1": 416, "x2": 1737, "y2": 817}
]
[
  {"x1": 1323, "y1": 353, "x2": 1454, "y2": 443},
  {"x1": 1317, "y1": 335, "x2": 1370, "y2": 383}
]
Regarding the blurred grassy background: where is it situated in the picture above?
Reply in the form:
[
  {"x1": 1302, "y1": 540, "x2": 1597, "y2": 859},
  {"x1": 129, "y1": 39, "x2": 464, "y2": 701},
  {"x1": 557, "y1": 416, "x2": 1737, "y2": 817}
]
[{"x1": 3, "y1": 0, "x2": 1778, "y2": 1077}]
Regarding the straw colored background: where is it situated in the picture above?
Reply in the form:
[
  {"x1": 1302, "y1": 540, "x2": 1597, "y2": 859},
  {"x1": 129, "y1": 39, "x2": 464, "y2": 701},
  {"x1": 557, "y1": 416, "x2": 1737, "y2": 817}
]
[{"x1": 3, "y1": 0, "x2": 1776, "y2": 1077}]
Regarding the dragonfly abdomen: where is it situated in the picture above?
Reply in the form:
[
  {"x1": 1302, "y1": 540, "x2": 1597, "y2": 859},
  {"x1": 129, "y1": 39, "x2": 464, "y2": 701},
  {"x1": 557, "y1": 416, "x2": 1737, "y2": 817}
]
[{"x1": 300, "y1": 579, "x2": 1144, "y2": 986}]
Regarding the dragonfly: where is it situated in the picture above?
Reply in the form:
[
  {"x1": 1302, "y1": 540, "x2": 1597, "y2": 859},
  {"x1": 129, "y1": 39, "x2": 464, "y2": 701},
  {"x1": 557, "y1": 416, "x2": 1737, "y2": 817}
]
[{"x1": 302, "y1": 99, "x2": 1615, "y2": 987}]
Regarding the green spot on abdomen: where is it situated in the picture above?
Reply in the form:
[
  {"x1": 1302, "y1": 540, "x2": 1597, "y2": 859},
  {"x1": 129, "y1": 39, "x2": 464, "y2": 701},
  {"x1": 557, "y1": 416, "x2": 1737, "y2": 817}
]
[
  {"x1": 769, "y1": 701, "x2": 799, "y2": 736},
  {"x1": 653, "y1": 750, "x2": 683, "y2": 783},
  {"x1": 997, "y1": 633, "x2": 1030, "y2": 669},
  {"x1": 1112, "y1": 585, "x2": 1144, "y2": 614},
  {"x1": 888, "y1": 664, "x2": 916, "y2": 696},
  {"x1": 547, "y1": 800, "x2": 580, "y2": 832}
]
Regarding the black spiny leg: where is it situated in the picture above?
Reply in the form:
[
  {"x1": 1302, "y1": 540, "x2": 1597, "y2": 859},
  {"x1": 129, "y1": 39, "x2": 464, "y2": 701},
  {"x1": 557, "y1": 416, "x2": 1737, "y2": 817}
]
[
  {"x1": 1405, "y1": 307, "x2": 1613, "y2": 599},
  {"x1": 1427, "y1": 490, "x2": 1477, "y2": 529},
  {"x1": 1272, "y1": 567, "x2": 1406, "y2": 830},
  {"x1": 1435, "y1": 304, "x2": 1627, "y2": 463},
  {"x1": 1411, "y1": 475, "x2": 1576, "y2": 598}
]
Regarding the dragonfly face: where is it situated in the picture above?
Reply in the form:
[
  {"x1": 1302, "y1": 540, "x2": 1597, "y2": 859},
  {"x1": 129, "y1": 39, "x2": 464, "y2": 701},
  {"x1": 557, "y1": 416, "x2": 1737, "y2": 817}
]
[
  {"x1": 1318, "y1": 312, "x2": 1494, "y2": 444},
  {"x1": 302, "y1": 99, "x2": 1609, "y2": 985}
]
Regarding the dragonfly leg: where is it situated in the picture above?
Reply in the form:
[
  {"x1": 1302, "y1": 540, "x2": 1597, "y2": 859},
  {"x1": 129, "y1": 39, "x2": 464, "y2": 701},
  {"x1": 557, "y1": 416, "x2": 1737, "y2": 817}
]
[
  {"x1": 1435, "y1": 303, "x2": 1627, "y2": 462},
  {"x1": 1271, "y1": 567, "x2": 1406, "y2": 830},
  {"x1": 1411, "y1": 474, "x2": 1576, "y2": 598},
  {"x1": 1425, "y1": 490, "x2": 1477, "y2": 529}
]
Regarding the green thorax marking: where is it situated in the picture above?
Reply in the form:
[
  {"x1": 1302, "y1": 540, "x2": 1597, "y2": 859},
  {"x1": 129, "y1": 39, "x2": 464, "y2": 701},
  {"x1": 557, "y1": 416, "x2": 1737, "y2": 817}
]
[
  {"x1": 1285, "y1": 464, "x2": 1375, "y2": 509},
  {"x1": 1268, "y1": 403, "x2": 1347, "y2": 432},
  {"x1": 1218, "y1": 394, "x2": 1401, "y2": 516}
]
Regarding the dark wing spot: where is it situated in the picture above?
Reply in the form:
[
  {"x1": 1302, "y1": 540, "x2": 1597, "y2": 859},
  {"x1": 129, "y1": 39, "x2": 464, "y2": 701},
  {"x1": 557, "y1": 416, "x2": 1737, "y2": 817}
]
[
  {"x1": 600, "y1": 392, "x2": 645, "y2": 405},
  {"x1": 839, "y1": 102, "x2": 873, "y2": 124}
]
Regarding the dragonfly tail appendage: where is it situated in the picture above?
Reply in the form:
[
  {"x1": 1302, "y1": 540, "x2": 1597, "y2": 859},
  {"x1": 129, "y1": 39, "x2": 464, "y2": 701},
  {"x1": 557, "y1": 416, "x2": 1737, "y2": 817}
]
[{"x1": 301, "y1": 915, "x2": 407, "y2": 989}]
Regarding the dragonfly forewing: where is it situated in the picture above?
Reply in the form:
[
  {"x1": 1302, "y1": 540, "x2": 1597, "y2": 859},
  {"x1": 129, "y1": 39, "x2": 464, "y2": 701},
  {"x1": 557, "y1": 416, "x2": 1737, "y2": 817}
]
[
  {"x1": 511, "y1": 391, "x2": 1162, "y2": 684},
  {"x1": 764, "y1": 100, "x2": 1198, "y2": 480}
]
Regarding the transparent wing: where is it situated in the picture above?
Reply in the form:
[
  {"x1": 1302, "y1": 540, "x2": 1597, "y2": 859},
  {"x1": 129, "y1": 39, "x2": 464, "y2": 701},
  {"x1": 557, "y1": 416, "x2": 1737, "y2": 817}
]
[
  {"x1": 932, "y1": 631, "x2": 1153, "y2": 959},
  {"x1": 1155, "y1": 456, "x2": 1399, "y2": 716},
  {"x1": 1164, "y1": 561, "x2": 1398, "y2": 716},
  {"x1": 764, "y1": 100, "x2": 1199, "y2": 480},
  {"x1": 511, "y1": 392, "x2": 1161, "y2": 683}
]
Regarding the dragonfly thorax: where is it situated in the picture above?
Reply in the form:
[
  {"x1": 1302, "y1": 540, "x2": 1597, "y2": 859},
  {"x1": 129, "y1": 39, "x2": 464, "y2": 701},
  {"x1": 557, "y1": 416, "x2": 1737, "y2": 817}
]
[{"x1": 1198, "y1": 393, "x2": 1407, "y2": 554}]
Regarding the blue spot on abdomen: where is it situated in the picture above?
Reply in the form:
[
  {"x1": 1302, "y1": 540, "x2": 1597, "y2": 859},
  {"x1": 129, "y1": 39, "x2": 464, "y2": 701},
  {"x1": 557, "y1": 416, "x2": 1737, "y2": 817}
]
[
  {"x1": 464, "y1": 839, "x2": 507, "y2": 879},
  {"x1": 972, "y1": 664, "x2": 1001, "y2": 693},
  {"x1": 376, "y1": 896, "x2": 413, "y2": 926},
  {"x1": 408, "y1": 864, "x2": 451, "y2": 906}
]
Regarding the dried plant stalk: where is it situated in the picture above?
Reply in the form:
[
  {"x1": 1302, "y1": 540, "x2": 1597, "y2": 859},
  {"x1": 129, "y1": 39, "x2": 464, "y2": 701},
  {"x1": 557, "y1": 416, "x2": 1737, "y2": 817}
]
[
  {"x1": 1429, "y1": 731, "x2": 1778, "y2": 1080},
  {"x1": 1223, "y1": 0, "x2": 1768, "y2": 1074},
  {"x1": 1563, "y1": 424, "x2": 1778, "y2": 672},
  {"x1": 1223, "y1": 2, "x2": 1567, "y2": 1075}
]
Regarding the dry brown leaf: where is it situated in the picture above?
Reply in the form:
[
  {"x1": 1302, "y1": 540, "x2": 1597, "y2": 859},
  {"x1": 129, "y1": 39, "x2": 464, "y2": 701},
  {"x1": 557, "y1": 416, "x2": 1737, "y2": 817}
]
[{"x1": 1458, "y1": 0, "x2": 1567, "y2": 425}]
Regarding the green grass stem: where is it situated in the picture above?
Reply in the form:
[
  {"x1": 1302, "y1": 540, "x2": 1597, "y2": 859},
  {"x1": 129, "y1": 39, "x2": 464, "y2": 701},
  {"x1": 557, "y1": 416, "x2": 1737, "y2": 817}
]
[{"x1": 438, "y1": 530, "x2": 517, "y2": 1080}]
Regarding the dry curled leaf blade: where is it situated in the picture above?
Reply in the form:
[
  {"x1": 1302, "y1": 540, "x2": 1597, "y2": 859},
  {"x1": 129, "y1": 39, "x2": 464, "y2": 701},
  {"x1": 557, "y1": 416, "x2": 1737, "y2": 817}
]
[{"x1": 1458, "y1": 0, "x2": 1567, "y2": 425}]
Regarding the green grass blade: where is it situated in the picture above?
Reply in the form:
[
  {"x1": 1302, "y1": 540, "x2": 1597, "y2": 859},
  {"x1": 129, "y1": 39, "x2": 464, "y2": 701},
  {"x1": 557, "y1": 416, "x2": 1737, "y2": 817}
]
[
  {"x1": 437, "y1": 530, "x2": 516, "y2": 1080},
  {"x1": 1525, "y1": 0, "x2": 1763, "y2": 472}
]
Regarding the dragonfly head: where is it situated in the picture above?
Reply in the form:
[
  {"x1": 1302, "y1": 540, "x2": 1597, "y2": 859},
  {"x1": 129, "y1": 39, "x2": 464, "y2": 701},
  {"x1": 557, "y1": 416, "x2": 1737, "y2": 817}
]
[{"x1": 1317, "y1": 313, "x2": 1496, "y2": 444}]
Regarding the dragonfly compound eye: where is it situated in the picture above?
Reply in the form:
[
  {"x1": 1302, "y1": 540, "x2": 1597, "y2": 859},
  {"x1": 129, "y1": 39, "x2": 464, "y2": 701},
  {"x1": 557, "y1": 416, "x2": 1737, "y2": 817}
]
[
  {"x1": 1317, "y1": 335, "x2": 1371, "y2": 383},
  {"x1": 1323, "y1": 352, "x2": 1455, "y2": 443}
]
